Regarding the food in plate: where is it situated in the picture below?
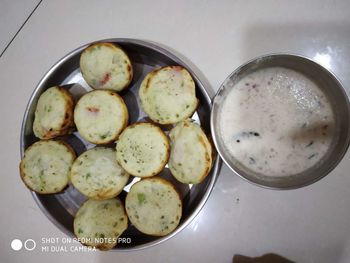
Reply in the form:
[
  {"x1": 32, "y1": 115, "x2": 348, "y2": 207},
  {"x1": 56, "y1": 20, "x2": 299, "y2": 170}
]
[
  {"x1": 74, "y1": 90, "x2": 128, "y2": 144},
  {"x1": 74, "y1": 198, "x2": 128, "y2": 250},
  {"x1": 219, "y1": 67, "x2": 335, "y2": 176},
  {"x1": 20, "y1": 40, "x2": 218, "y2": 248},
  {"x1": 19, "y1": 140, "x2": 75, "y2": 194},
  {"x1": 33, "y1": 86, "x2": 74, "y2": 139},
  {"x1": 70, "y1": 147, "x2": 129, "y2": 200},
  {"x1": 80, "y1": 42, "x2": 133, "y2": 92},
  {"x1": 168, "y1": 120, "x2": 212, "y2": 184},
  {"x1": 116, "y1": 122, "x2": 169, "y2": 177},
  {"x1": 139, "y1": 66, "x2": 198, "y2": 124},
  {"x1": 125, "y1": 177, "x2": 182, "y2": 236}
]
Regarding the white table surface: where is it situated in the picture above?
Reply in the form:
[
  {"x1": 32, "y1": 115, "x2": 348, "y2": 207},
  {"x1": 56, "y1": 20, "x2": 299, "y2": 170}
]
[
  {"x1": 1, "y1": 1, "x2": 350, "y2": 262},
  {"x1": 0, "y1": 0, "x2": 40, "y2": 55}
]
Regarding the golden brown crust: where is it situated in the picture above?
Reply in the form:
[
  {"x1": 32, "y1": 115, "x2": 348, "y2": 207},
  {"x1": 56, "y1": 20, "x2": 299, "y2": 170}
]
[
  {"x1": 109, "y1": 91, "x2": 129, "y2": 139},
  {"x1": 59, "y1": 87, "x2": 75, "y2": 130},
  {"x1": 144, "y1": 69, "x2": 158, "y2": 90},
  {"x1": 35, "y1": 87, "x2": 75, "y2": 140},
  {"x1": 196, "y1": 122, "x2": 213, "y2": 183},
  {"x1": 88, "y1": 187, "x2": 124, "y2": 201},
  {"x1": 195, "y1": 136, "x2": 210, "y2": 182},
  {"x1": 19, "y1": 158, "x2": 36, "y2": 192},
  {"x1": 168, "y1": 120, "x2": 212, "y2": 184},
  {"x1": 55, "y1": 139, "x2": 77, "y2": 157}
]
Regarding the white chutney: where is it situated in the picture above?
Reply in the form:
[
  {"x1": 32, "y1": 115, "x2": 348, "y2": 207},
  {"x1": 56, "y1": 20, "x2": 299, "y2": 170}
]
[{"x1": 219, "y1": 67, "x2": 335, "y2": 176}]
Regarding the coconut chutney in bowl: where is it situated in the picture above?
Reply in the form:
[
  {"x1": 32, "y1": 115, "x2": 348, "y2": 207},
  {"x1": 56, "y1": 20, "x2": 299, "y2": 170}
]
[{"x1": 211, "y1": 54, "x2": 350, "y2": 189}]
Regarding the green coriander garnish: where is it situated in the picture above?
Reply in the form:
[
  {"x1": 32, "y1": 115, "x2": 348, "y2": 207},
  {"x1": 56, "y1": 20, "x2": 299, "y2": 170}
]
[{"x1": 137, "y1": 193, "x2": 146, "y2": 205}]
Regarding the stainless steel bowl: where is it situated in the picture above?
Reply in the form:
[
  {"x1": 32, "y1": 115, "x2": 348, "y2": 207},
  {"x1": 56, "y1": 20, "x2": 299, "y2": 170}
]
[
  {"x1": 211, "y1": 54, "x2": 350, "y2": 189},
  {"x1": 20, "y1": 38, "x2": 221, "y2": 250}
]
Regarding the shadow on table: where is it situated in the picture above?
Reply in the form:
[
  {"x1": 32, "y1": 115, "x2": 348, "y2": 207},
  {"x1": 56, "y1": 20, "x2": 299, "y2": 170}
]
[
  {"x1": 241, "y1": 21, "x2": 350, "y2": 89},
  {"x1": 233, "y1": 253, "x2": 295, "y2": 263}
]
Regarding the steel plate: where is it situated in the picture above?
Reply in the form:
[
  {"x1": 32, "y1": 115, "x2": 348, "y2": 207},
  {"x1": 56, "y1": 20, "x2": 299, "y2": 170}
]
[{"x1": 20, "y1": 38, "x2": 221, "y2": 250}]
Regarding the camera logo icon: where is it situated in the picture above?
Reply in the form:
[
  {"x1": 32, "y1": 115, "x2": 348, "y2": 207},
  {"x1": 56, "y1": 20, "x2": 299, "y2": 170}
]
[{"x1": 11, "y1": 239, "x2": 36, "y2": 251}]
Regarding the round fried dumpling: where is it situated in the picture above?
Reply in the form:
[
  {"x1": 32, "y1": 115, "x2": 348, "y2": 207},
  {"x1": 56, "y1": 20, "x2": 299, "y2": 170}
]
[
  {"x1": 125, "y1": 178, "x2": 182, "y2": 236},
  {"x1": 74, "y1": 198, "x2": 128, "y2": 250},
  {"x1": 168, "y1": 120, "x2": 212, "y2": 184},
  {"x1": 80, "y1": 42, "x2": 133, "y2": 92},
  {"x1": 116, "y1": 123, "x2": 169, "y2": 177},
  {"x1": 74, "y1": 90, "x2": 128, "y2": 144},
  {"x1": 70, "y1": 147, "x2": 129, "y2": 200},
  {"x1": 139, "y1": 66, "x2": 198, "y2": 124},
  {"x1": 20, "y1": 140, "x2": 75, "y2": 193},
  {"x1": 33, "y1": 86, "x2": 74, "y2": 139}
]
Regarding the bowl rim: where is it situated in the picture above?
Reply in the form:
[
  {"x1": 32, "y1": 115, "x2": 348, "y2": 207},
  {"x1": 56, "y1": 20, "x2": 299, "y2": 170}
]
[
  {"x1": 210, "y1": 52, "x2": 350, "y2": 190},
  {"x1": 20, "y1": 38, "x2": 222, "y2": 251}
]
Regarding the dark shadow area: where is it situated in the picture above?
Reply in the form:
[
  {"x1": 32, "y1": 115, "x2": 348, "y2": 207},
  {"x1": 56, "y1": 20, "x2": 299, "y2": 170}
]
[
  {"x1": 63, "y1": 82, "x2": 86, "y2": 102},
  {"x1": 159, "y1": 168, "x2": 190, "y2": 200},
  {"x1": 242, "y1": 22, "x2": 350, "y2": 92},
  {"x1": 233, "y1": 253, "x2": 295, "y2": 263},
  {"x1": 120, "y1": 87, "x2": 139, "y2": 123}
]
